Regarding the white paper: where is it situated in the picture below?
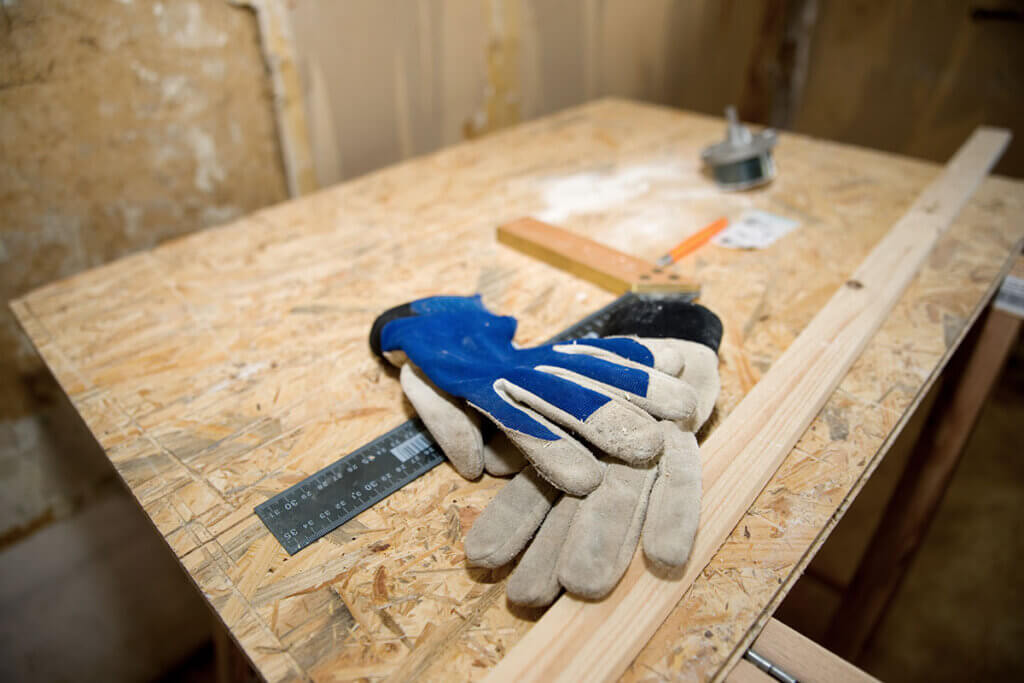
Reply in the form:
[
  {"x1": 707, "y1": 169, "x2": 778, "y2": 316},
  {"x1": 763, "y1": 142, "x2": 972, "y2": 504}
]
[{"x1": 712, "y1": 210, "x2": 800, "y2": 249}]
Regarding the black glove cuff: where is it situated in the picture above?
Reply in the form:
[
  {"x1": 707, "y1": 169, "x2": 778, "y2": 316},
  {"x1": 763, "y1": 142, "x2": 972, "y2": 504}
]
[
  {"x1": 603, "y1": 298, "x2": 723, "y2": 353},
  {"x1": 369, "y1": 301, "x2": 416, "y2": 358}
]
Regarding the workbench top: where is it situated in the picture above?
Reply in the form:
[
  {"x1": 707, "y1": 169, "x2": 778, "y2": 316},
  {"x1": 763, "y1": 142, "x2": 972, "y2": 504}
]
[{"x1": 12, "y1": 100, "x2": 1023, "y2": 681}]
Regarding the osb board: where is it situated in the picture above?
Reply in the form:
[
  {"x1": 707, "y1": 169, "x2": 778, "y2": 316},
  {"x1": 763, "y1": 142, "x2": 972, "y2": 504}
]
[{"x1": 11, "y1": 100, "x2": 1024, "y2": 681}]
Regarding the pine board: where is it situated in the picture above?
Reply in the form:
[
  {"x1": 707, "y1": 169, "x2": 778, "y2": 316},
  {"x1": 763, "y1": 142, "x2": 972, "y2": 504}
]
[
  {"x1": 496, "y1": 217, "x2": 699, "y2": 294},
  {"x1": 10, "y1": 100, "x2": 1024, "y2": 681}
]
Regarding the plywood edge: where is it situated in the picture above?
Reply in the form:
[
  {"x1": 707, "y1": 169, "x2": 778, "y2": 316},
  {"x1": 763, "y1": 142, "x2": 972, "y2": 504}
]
[
  {"x1": 8, "y1": 297, "x2": 52, "y2": 356},
  {"x1": 724, "y1": 659, "x2": 774, "y2": 683}
]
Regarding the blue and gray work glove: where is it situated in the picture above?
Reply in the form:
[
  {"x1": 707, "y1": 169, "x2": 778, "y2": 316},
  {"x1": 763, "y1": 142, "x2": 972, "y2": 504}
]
[{"x1": 370, "y1": 295, "x2": 722, "y2": 603}]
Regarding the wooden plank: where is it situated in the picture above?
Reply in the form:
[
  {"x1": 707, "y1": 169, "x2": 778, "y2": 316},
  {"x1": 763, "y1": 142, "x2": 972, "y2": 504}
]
[
  {"x1": 497, "y1": 217, "x2": 700, "y2": 295},
  {"x1": 749, "y1": 618, "x2": 878, "y2": 683},
  {"x1": 487, "y1": 127, "x2": 1010, "y2": 683},
  {"x1": 825, "y1": 300, "x2": 1024, "y2": 658}
]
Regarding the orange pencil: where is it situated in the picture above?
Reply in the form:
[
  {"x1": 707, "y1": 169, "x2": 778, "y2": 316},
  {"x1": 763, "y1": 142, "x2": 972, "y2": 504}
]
[{"x1": 655, "y1": 217, "x2": 729, "y2": 266}]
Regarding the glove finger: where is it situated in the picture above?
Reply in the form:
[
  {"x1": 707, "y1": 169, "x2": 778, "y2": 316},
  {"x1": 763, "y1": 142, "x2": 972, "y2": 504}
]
[
  {"x1": 535, "y1": 363, "x2": 697, "y2": 424},
  {"x1": 400, "y1": 363, "x2": 484, "y2": 479},
  {"x1": 506, "y1": 494, "x2": 580, "y2": 607},
  {"x1": 540, "y1": 344, "x2": 697, "y2": 421},
  {"x1": 677, "y1": 341, "x2": 721, "y2": 432},
  {"x1": 642, "y1": 422, "x2": 702, "y2": 566},
  {"x1": 471, "y1": 385, "x2": 605, "y2": 495},
  {"x1": 498, "y1": 375, "x2": 664, "y2": 466},
  {"x1": 464, "y1": 467, "x2": 557, "y2": 568},
  {"x1": 555, "y1": 337, "x2": 687, "y2": 376},
  {"x1": 557, "y1": 460, "x2": 657, "y2": 600},
  {"x1": 482, "y1": 432, "x2": 528, "y2": 476}
]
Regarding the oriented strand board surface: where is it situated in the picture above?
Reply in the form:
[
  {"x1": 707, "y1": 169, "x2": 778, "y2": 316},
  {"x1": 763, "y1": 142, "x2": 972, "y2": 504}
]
[{"x1": 12, "y1": 101, "x2": 1024, "y2": 681}]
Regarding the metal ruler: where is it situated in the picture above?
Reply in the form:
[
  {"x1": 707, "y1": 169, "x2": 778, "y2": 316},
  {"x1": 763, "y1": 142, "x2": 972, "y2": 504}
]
[{"x1": 255, "y1": 292, "x2": 663, "y2": 554}]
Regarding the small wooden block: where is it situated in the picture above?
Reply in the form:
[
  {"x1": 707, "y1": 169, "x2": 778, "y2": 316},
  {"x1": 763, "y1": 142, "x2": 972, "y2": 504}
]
[
  {"x1": 497, "y1": 217, "x2": 700, "y2": 295},
  {"x1": 746, "y1": 618, "x2": 879, "y2": 683}
]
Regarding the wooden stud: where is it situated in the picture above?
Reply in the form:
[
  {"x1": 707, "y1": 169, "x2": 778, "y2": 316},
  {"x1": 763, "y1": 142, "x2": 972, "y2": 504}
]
[
  {"x1": 246, "y1": 0, "x2": 318, "y2": 196},
  {"x1": 486, "y1": 127, "x2": 1011, "y2": 683},
  {"x1": 743, "y1": 618, "x2": 879, "y2": 683}
]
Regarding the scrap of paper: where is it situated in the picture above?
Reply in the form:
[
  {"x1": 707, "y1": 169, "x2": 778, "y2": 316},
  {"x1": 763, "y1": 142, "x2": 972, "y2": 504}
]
[{"x1": 712, "y1": 210, "x2": 800, "y2": 249}]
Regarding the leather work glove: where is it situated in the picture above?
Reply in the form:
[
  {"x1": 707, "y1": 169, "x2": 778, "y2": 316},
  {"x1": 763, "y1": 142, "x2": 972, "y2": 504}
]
[
  {"x1": 369, "y1": 295, "x2": 709, "y2": 496},
  {"x1": 463, "y1": 299, "x2": 722, "y2": 604}
]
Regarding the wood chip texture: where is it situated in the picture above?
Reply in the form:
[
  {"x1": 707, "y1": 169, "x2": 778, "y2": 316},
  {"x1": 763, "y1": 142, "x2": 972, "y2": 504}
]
[{"x1": 10, "y1": 100, "x2": 1024, "y2": 682}]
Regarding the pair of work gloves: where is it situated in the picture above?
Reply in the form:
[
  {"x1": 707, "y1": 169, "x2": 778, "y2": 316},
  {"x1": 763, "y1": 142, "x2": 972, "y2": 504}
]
[{"x1": 369, "y1": 294, "x2": 722, "y2": 606}]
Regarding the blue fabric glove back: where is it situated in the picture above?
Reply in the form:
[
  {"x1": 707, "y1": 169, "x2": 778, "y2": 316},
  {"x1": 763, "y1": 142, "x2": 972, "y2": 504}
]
[
  {"x1": 371, "y1": 295, "x2": 702, "y2": 494},
  {"x1": 381, "y1": 296, "x2": 655, "y2": 439}
]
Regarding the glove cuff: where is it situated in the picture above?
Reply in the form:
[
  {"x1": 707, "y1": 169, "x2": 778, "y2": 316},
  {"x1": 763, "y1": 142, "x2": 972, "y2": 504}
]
[
  {"x1": 369, "y1": 301, "x2": 415, "y2": 358},
  {"x1": 603, "y1": 299, "x2": 723, "y2": 353}
]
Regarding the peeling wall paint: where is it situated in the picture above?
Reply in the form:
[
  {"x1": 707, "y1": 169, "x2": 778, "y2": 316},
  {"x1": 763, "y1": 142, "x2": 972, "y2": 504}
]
[{"x1": 185, "y1": 127, "x2": 226, "y2": 193}]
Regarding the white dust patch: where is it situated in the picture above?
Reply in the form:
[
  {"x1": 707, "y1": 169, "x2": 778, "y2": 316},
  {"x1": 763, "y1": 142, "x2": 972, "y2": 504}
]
[{"x1": 186, "y1": 128, "x2": 226, "y2": 193}]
